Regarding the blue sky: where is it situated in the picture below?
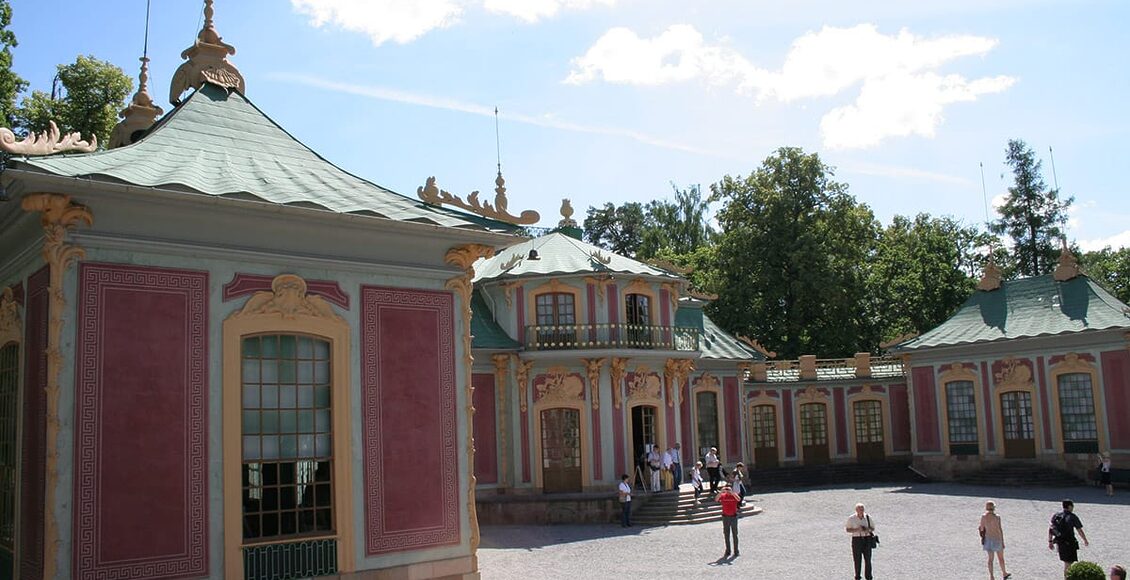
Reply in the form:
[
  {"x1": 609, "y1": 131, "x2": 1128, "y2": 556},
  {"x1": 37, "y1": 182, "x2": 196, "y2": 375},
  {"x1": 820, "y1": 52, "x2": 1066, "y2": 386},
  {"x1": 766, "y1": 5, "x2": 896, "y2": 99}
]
[{"x1": 9, "y1": 0, "x2": 1129, "y2": 249}]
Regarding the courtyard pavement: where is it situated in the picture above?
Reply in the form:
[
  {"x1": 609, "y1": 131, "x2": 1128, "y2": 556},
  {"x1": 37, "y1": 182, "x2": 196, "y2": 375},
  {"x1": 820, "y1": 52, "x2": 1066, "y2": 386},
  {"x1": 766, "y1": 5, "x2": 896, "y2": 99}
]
[{"x1": 480, "y1": 483, "x2": 1127, "y2": 579}]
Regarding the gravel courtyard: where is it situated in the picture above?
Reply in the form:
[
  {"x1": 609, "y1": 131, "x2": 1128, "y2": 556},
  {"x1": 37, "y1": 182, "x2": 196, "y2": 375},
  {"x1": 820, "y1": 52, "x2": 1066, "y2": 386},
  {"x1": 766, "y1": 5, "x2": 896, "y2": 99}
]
[{"x1": 480, "y1": 483, "x2": 1126, "y2": 579}]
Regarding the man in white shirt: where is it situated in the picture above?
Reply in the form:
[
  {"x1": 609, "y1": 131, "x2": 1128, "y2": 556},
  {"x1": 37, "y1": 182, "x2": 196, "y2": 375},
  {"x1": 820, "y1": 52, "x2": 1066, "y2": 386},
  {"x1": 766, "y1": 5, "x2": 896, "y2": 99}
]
[
  {"x1": 667, "y1": 443, "x2": 682, "y2": 488},
  {"x1": 618, "y1": 474, "x2": 632, "y2": 527},
  {"x1": 845, "y1": 503, "x2": 876, "y2": 580},
  {"x1": 661, "y1": 447, "x2": 675, "y2": 490},
  {"x1": 647, "y1": 446, "x2": 662, "y2": 492}
]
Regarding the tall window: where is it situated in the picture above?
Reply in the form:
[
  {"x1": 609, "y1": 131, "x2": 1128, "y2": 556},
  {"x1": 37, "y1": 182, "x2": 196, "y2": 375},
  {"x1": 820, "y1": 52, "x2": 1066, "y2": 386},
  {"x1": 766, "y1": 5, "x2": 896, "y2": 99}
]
[
  {"x1": 945, "y1": 381, "x2": 979, "y2": 455},
  {"x1": 799, "y1": 404, "x2": 827, "y2": 447},
  {"x1": 624, "y1": 294, "x2": 651, "y2": 347},
  {"x1": 853, "y1": 400, "x2": 883, "y2": 444},
  {"x1": 750, "y1": 405, "x2": 776, "y2": 448},
  {"x1": 1058, "y1": 373, "x2": 1098, "y2": 453},
  {"x1": 695, "y1": 391, "x2": 719, "y2": 457},
  {"x1": 0, "y1": 344, "x2": 18, "y2": 555},
  {"x1": 241, "y1": 334, "x2": 334, "y2": 542},
  {"x1": 535, "y1": 293, "x2": 576, "y2": 347}
]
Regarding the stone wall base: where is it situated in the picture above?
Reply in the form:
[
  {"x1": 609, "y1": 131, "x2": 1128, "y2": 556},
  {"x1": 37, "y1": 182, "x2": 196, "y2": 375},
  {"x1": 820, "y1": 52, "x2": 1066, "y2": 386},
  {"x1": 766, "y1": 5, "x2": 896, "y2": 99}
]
[
  {"x1": 477, "y1": 493, "x2": 618, "y2": 525},
  {"x1": 335, "y1": 556, "x2": 475, "y2": 580}
]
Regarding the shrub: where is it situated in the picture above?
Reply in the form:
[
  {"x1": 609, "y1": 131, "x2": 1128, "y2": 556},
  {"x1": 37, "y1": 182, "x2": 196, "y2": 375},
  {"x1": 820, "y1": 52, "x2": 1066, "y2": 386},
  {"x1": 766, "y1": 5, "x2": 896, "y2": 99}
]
[{"x1": 1066, "y1": 561, "x2": 1105, "y2": 580}]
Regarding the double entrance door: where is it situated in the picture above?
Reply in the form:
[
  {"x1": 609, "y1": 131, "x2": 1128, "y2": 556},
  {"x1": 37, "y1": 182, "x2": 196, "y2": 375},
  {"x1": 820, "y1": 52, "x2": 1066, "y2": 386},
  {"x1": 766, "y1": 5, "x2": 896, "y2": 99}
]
[
  {"x1": 749, "y1": 404, "x2": 778, "y2": 468},
  {"x1": 853, "y1": 400, "x2": 885, "y2": 462},
  {"x1": 1000, "y1": 391, "x2": 1036, "y2": 459},
  {"x1": 799, "y1": 403, "x2": 830, "y2": 465},
  {"x1": 541, "y1": 408, "x2": 582, "y2": 493}
]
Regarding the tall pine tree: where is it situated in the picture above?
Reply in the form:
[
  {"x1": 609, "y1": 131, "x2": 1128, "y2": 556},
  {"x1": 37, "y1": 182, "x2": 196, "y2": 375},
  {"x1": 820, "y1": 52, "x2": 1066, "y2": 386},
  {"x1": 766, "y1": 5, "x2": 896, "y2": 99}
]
[{"x1": 990, "y1": 139, "x2": 1073, "y2": 277}]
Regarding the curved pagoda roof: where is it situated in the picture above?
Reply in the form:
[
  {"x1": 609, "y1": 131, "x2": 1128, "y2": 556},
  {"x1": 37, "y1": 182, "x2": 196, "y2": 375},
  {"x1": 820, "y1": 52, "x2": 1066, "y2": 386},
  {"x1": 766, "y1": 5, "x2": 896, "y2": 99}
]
[
  {"x1": 12, "y1": 83, "x2": 518, "y2": 233},
  {"x1": 473, "y1": 231, "x2": 681, "y2": 283},
  {"x1": 895, "y1": 273, "x2": 1130, "y2": 352}
]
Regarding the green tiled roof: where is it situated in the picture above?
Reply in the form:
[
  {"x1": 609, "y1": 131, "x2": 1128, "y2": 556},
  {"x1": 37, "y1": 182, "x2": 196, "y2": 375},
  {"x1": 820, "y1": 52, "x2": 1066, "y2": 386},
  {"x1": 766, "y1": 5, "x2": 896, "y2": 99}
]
[
  {"x1": 473, "y1": 232, "x2": 679, "y2": 282},
  {"x1": 15, "y1": 84, "x2": 517, "y2": 233},
  {"x1": 472, "y1": 289, "x2": 520, "y2": 350},
  {"x1": 675, "y1": 302, "x2": 761, "y2": 361},
  {"x1": 896, "y1": 274, "x2": 1130, "y2": 351}
]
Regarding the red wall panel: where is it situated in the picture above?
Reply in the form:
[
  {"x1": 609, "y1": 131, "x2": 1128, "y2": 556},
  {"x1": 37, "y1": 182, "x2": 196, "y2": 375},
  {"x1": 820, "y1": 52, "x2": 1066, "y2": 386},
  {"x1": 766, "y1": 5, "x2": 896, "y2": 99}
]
[
  {"x1": 912, "y1": 366, "x2": 941, "y2": 452},
  {"x1": 472, "y1": 373, "x2": 498, "y2": 485},
  {"x1": 980, "y1": 362, "x2": 995, "y2": 452},
  {"x1": 833, "y1": 387, "x2": 848, "y2": 455},
  {"x1": 20, "y1": 266, "x2": 48, "y2": 580},
  {"x1": 724, "y1": 377, "x2": 741, "y2": 461},
  {"x1": 888, "y1": 384, "x2": 911, "y2": 452},
  {"x1": 73, "y1": 263, "x2": 208, "y2": 579},
  {"x1": 1037, "y1": 356, "x2": 1053, "y2": 450},
  {"x1": 1101, "y1": 350, "x2": 1130, "y2": 449},
  {"x1": 782, "y1": 390, "x2": 795, "y2": 458},
  {"x1": 362, "y1": 286, "x2": 459, "y2": 555}
]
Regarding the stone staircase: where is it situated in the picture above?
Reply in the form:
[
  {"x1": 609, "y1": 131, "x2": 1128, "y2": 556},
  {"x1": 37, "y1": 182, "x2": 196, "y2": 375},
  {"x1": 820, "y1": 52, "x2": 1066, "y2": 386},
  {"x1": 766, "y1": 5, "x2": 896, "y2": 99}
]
[
  {"x1": 744, "y1": 460, "x2": 920, "y2": 491},
  {"x1": 957, "y1": 462, "x2": 1084, "y2": 487},
  {"x1": 631, "y1": 485, "x2": 762, "y2": 526}
]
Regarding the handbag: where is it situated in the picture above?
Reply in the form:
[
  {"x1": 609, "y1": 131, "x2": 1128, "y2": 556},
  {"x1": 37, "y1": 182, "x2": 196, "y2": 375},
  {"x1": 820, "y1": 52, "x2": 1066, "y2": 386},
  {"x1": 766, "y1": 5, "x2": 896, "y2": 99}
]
[{"x1": 866, "y1": 515, "x2": 880, "y2": 549}]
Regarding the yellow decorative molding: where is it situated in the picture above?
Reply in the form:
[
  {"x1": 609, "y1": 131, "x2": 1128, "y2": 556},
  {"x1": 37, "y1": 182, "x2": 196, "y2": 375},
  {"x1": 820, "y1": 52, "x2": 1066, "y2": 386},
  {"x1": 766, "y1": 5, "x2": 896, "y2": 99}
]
[
  {"x1": 796, "y1": 385, "x2": 828, "y2": 403},
  {"x1": 535, "y1": 366, "x2": 585, "y2": 405},
  {"x1": 170, "y1": 0, "x2": 245, "y2": 105},
  {"x1": 418, "y1": 174, "x2": 540, "y2": 226},
  {"x1": 993, "y1": 357, "x2": 1033, "y2": 391},
  {"x1": 515, "y1": 357, "x2": 533, "y2": 413},
  {"x1": 444, "y1": 243, "x2": 495, "y2": 568},
  {"x1": 584, "y1": 358, "x2": 604, "y2": 410},
  {"x1": 610, "y1": 357, "x2": 628, "y2": 409},
  {"x1": 0, "y1": 287, "x2": 21, "y2": 345},
  {"x1": 583, "y1": 275, "x2": 614, "y2": 306},
  {"x1": 693, "y1": 372, "x2": 720, "y2": 392},
  {"x1": 590, "y1": 250, "x2": 612, "y2": 266},
  {"x1": 21, "y1": 192, "x2": 92, "y2": 580},
  {"x1": 231, "y1": 274, "x2": 343, "y2": 321},
  {"x1": 0, "y1": 120, "x2": 97, "y2": 155},
  {"x1": 492, "y1": 354, "x2": 511, "y2": 488},
  {"x1": 1053, "y1": 241, "x2": 1082, "y2": 281},
  {"x1": 110, "y1": 56, "x2": 164, "y2": 149},
  {"x1": 664, "y1": 358, "x2": 695, "y2": 406},
  {"x1": 627, "y1": 366, "x2": 662, "y2": 402},
  {"x1": 621, "y1": 277, "x2": 652, "y2": 298}
]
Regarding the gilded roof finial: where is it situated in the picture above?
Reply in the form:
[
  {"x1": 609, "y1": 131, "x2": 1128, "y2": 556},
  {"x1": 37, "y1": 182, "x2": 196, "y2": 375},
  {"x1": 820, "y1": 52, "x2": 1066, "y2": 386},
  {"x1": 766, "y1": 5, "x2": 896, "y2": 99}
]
[
  {"x1": 1053, "y1": 238, "x2": 1082, "y2": 281},
  {"x1": 558, "y1": 199, "x2": 577, "y2": 228},
  {"x1": 977, "y1": 250, "x2": 1002, "y2": 291},
  {"x1": 109, "y1": 56, "x2": 164, "y2": 148},
  {"x1": 169, "y1": 0, "x2": 245, "y2": 105},
  {"x1": 417, "y1": 174, "x2": 540, "y2": 225}
]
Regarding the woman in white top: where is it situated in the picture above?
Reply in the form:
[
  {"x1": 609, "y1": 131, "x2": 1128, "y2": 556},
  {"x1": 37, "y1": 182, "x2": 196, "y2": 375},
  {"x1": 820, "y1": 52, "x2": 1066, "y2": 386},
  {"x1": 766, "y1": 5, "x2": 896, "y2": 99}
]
[
  {"x1": 691, "y1": 461, "x2": 705, "y2": 502},
  {"x1": 618, "y1": 474, "x2": 632, "y2": 527}
]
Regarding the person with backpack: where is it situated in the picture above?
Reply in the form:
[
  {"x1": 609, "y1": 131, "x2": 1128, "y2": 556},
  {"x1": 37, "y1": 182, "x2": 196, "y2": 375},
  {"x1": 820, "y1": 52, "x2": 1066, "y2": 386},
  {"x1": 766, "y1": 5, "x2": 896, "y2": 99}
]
[{"x1": 1048, "y1": 499, "x2": 1089, "y2": 578}]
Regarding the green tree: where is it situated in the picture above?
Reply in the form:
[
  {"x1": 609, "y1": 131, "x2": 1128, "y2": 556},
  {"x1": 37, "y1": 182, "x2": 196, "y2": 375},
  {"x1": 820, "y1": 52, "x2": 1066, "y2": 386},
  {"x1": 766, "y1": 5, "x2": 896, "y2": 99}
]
[
  {"x1": 990, "y1": 139, "x2": 1073, "y2": 277},
  {"x1": 708, "y1": 147, "x2": 879, "y2": 358},
  {"x1": 583, "y1": 201, "x2": 647, "y2": 257},
  {"x1": 1080, "y1": 246, "x2": 1130, "y2": 304},
  {"x1": 870, "y1": 214, "x2": 994, "y2": 343},
  {"x1": 0, "y1": 0, "x2": 26, "y2": 127},
  {"x1": 16, "y1": 55, "x2": 131, "y2": 146},
  {"x1": 638, "y1": 184, "x2": 715, "y2": 260}
]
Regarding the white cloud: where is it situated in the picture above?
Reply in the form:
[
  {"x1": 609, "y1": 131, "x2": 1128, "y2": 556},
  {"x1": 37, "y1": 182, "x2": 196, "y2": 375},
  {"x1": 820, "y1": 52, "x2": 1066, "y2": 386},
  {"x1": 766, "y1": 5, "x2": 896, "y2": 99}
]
[
  {"x1": 290, "y1": 0, "x2": 465, "y2": 46},
  {"x1": 566, "y1": 23, "x2": 1015, "y2": 149},
  {"x1": 483, "y1": 0, "x2": 615, "y2": 23},
  {"x1": 990, "y1": 192, "x2": 1007, "y2": 210},
  {"x1": 1078, "y1": 230, "x2": 1130, "y2": 251}
]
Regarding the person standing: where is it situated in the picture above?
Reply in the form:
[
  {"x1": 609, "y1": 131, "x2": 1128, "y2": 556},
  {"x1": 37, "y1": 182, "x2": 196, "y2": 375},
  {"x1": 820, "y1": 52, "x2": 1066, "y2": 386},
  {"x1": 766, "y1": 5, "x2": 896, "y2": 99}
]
[
  {"x1": 704, "y1": 447, "x2": 721, "y2": 494},
  {"x1": 1098, "y1": 454, "x2": 1114, "y2": 497},
  {"x1": 1049, "y1": 499, "x2": 1089, "y2": 578},
  {"x1": 732, "y1": 462, "x2": 747, "y2": 506},
  {"x1": 845, "y1": 503, "x2": 876, "y2": 580},
  {"x1": 618, "y1": 474, "x2": 632, "y2": 527},
  {"x1": 668, "y1": 443, "x2": 683, "y2": 487},
  {"x1": 978, "y1": 501, "x2": 1011, "y2": 580},
  {"x1": 691, "y1": 461, "x2": 704, "y2": 502},
  {"x1": 661, "y1": 446, "x2": 675, "y2": 491},
  {"x1": 715, "y1": 482, "x2": 741, "y2": 558},
  {"x1": 646, "y1": 445, "x2": 662, "y2": 493}
]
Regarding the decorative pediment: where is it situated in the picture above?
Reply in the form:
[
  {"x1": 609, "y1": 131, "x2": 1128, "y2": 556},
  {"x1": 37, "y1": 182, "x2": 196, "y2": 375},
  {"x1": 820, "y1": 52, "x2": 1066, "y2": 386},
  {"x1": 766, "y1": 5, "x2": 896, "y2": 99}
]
[
  {"x1": 626, "y1": 367, "x2": 662, "y2": 402},
  {"x1": 993, "y1": 358, "x2": 1033, "y2": 391},
  {"x1": 534, "y1": 367, "x2": 585, "y2": 405},
  {"x1": 622, "y1": 277, "x2": 652, "y2": 297},
  {"x1": 693, "y1": 372, "x2": 720, "y2": 391},
  {"x1": 1050, "y1": 352, "x2": 1094, "y2": 374},
  {"x1": 230, "y1": 274, "x2": 342, "y2": 321},
  {"x1": 1, "y1": 120, "x2": 97, "y2": 155},
  {"x1": 796, "y1": 385, "x2": 828, "y2": 403},
  {"x1": 0, "y1": 287, "x2": 21, "y2": 345},
  {"x1": 417, "y1": 174, "x2": 540, "y2": 226}
]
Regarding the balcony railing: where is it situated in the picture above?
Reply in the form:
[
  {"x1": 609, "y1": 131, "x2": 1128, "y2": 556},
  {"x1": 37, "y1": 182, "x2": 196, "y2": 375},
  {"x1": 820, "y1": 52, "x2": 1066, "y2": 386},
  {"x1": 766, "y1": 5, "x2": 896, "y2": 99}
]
[
  {"x1": 750, "y1": 354, "x2": 907, "y2": 383},
  {"x1": 524, "y1": 323, "x2": 699, "y2": 352}
]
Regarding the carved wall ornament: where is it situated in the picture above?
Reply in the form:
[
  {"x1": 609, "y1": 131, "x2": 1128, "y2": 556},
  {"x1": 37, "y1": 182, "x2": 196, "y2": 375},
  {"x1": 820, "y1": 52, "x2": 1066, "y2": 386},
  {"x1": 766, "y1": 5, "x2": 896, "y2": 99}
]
[
  {"x1": 627, "y1": 366, "x2": 662, "y2": 402},
  {"x1": 535, "y1": 367, "x2": 586, "y2": 404},
  {"x1": 499, "y1": 280, "x2": 522, "y2": 308},
  {"x1": 583, "y1": 275, "x2": 615, "y2": 305},
  {"x1": 499, "y1": 253, "x2": 524, "y2": 271},
  {"x1": 796, "y1": 385, "x2": 828, "y2": 403},
  {"x1": 1053, "y1": 240, "x2": 1082, "y2": 282},
  {"x1": 0, "y1": 287, "x2": 21, "y2": 345},
  {"x1": 230, "y1": 274, "x2": 342, "y2": 321},
  {"x1": 859, "y1": 384, "x2": 874, "y2": 396},
  {"x1": 417, "y1": 174, "x2": 540, "y2": 226},
  {"x1": 622, "y1": 277, "x2": 652, "y2": 298},
  {"x1": 170, "y1": 0, "x2": 245, "y2": 104},
  {"x1": 610, "y1": 357, "x2": 629, "y2": 409},
  {"x1": 1050, "y1": 352, "x2": 1094, "y2": 374},
  {"x1": 737, "y1": 335, "x2": 776, "y2": 359},
  {"x1": 110, "y1": 56, "x2": 164, "y2": 148},
  {"x1": 994, "y1": 358, "x2": 1033, "y2": 391},
  {"x1": 516, "y1": 358, "x2": 534, "y2": 413},
  {"x1": 590, "y1": 250, "x2": 612, "y2": 266},
  {"x1": 665, "y1": 358, "x2": 695, "y2": 405},
  {"x1": 584, "y1": 358, "x2": 605, "y2": 410},
  {"x1": 693, "y1": 372, "x2": 720, "y2": 392},
  {"x1": 0, "y1": 120, "x2": 97, "y2": 155},
  {"x1": 21, "y1": 192, "x2": 92, "y2": 580},
  {"x1": 444, "y1": 243, "x2": 495, "y2": 567},
  {"x1": 492, "y1": 354, "x2": 511, "y2": 488}
]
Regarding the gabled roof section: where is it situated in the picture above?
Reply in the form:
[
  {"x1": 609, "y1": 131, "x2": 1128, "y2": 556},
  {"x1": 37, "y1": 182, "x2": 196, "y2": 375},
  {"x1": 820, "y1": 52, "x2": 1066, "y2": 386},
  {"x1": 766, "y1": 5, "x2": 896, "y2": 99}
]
[
  {"x1": 14, "y1": 84, "x2": 518, "y2": 233},
  {"x1": 473, "y1": 232, "x2": 680, "y2": 282},
  {"x1": 896, "y1": 273, "x2": 1130, "y2": 352},
  {"x1": 471, "y1": 289, "x2": 520, "y2": 350},
  {"x1": 700, "y1": 314, "x2": 763, "y2": 361}
]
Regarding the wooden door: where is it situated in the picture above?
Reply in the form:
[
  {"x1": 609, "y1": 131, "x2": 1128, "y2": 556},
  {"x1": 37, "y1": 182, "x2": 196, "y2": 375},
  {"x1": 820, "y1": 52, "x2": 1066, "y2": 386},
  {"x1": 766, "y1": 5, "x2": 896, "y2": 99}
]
[
  {"x1": 750, "y1": 404, "x2": 778, "y2": 468},
  {"x1": 1001, "y1": 391, "x2": 1036, "y2": 459},
  {"x1": 800, "y1": 403, "x2": 830, "y2": 465},
  {"x1": 541, "y1": 408, "x2": 582, "y2": 493},
  {"x1": 853, "y1": 400, "x2": 885, "y2": 463}
]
